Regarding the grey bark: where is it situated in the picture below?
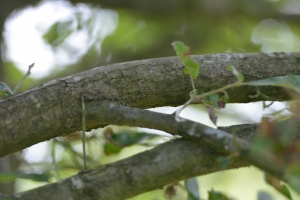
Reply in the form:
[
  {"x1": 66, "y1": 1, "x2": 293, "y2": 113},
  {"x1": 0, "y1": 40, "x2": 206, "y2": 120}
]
[
  {"x1": 1, "y1": 53, "x2": 300, "y2": 156},
  {"x1": 1, "y1": 119, "x2": 299, "y2": 199},
  {"x1": 0, "y1": 138, "x2": 249, "y2": 200},
  {"x1": 0, "y1": 53, "x2": 300, "y2": 199}
]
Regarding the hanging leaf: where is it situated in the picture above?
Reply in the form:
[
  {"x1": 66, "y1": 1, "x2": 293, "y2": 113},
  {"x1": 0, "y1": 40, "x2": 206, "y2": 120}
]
[
  {"x1": 0, "y1": 172, "x2": 50, "y2": 182},
  {"x1": 265, "y1": 174, "x2": 292, "y2": 200},
  {"x1": 184, "y1": 177, "x2": 200, "y2": 200},
  {"x1": 286, "y1": 163, "x2": 300, "y2": 195},
  {"x1": 217, "y1": 100, "x2": 226, "y2": 109},
  {"x1": 206, "y1": 105, "x2": 218, "y2": 126},
  {"x1": 208, "y1": 190, "x2": 230, "y2": 200}
]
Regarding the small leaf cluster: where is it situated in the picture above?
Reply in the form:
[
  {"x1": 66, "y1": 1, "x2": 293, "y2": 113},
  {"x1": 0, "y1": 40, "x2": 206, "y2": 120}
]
[{"x1": 172, "y1": 41, "x2": 300, "y2": 199}]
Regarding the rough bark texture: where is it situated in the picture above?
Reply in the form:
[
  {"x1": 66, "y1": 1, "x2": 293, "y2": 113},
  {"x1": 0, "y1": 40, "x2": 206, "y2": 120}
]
[
  {"x1": 1, "y1": 119, "x2": 299, "y2": 199},
  {"x1": 0, "y1": 53, "x2": 300, "y2": 199},
  {"x1": 0, "y1": 138, "x2": 249, "y2": 200},
  {"x1": 1, "y1": 53, "x2": 300, "y2": 156}
]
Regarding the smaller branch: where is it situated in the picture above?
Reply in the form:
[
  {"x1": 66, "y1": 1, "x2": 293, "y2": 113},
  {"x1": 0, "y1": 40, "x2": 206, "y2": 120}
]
[
  {"x1": 174, "y1": 81, "x2": 240, "y2": 120},
  {"x1": 174, "y1": 97, "x2": 194, "y2": 122},
  {"x1": 13, "y1": 63, "x2": 34, "y2": 94},
  {"x1": 192, "y1": 82, "x2": 240, "y2": 103},
  {"x1": 248, "y1": 87, "x2": 283, "y2": 101},
  {"x1": 87, "y1": 101, "x2": 286, "y2": 179}
]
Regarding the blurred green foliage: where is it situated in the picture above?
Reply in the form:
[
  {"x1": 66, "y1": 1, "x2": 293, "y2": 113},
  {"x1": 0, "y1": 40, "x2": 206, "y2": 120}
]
[{"x1": 4, "y1": 0, "x2": 300, "y2": 86}]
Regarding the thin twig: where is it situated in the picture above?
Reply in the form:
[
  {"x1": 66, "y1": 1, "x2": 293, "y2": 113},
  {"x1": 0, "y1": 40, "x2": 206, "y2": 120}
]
[
  {"x1": 174, "y1": 75, "x2": 197, "y2": 121},
  {"x1": 82, "y1": 95, "x2": 87, "y2": 170},
  {"x1": 249, "y1": 87, "x2": 282, "y2": 101},
  {"x1": 192, "y1": 82, "x2": 240, "y2": 103},
  {"x1": 174, "y1": 97, "x2": 194, "y2": 122},
  {"x1": 174, "y1": 82, "x2": 240, "y2": 119},
  {"x1": 13, "y1": 63, "x2": 34, "y2": 94}
]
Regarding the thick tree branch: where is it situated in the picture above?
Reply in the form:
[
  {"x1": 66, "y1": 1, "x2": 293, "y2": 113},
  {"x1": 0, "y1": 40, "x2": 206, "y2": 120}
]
[
  {"x1": 1, "y1": 53, "x2": 300, "y2": 156},
  {"x1": 0, "y1": 138, "x2": 249, "y2": 200},
  {"x1": 1, "y1": 98, "x2": 298, "y2": 179},
  {"x1": 1, "y1": 53, "x2": 300, "y2": 199},
  {"x1": 1, "y1": 117, "x2": 299, "y2": 199},
  {"x1": 88, "y1": 101, "x2": 294, "y2": 179}
]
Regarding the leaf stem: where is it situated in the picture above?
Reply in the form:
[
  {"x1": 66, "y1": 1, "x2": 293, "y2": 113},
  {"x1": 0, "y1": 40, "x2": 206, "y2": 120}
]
[
  {"x1": 189, "y1": 75, "x2": 196, "y2": 91},
  {"x1": 192, "y1": 82, "x2": 240, "y2": 103}
]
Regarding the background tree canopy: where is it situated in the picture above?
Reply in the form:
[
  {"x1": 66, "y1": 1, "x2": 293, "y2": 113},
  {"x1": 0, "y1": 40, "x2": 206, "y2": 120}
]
[
  {"x1": 2, "y1": 0, "x2": 300, "y2": 87},
  {"x1": 0, "y1": 0, "x2": 300, "y2": 199}
]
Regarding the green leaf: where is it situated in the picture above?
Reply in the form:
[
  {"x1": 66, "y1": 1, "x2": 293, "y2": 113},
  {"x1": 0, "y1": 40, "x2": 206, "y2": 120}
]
[
  {"x1": 227, "y1": 65, "x2": 244, "y2": 82},
  {"x1": 0, "y1": 172, "x2": 50, "y2": 182},
  {"x1": 280, "y1": 185, "x2": 292, "y2": 200},
  {"x1": 245, "y1": 75, "x2": 300, "y2": 93},
  {"x1": 172, "y1": 41, "x2": 200, "y2": 79},
  {"x1": 104, "y1": 130, "x2": 162, "y2": 155},
  {"x1": 104, "y1": 142, "x2": 122, "y2": 155},
  {"x1": 171, "y1": 41, "x2": 190, "y2": 60},
  {"x1": 110, "y1": 131, "x2": 160, "y2": 147},
  {"x1": 203, "y1": 94, "x2": 219, "y2": 108},
  {"x1": 183, "y1": 57, "x2": 200, "y2": 79},
  {"x1": 208, "y1": 190, "x2": 230, "y2": 200},
  {"x1": 0, "y1": 82, "x2": 13, "y2": 97},
  {"x1": 286, "y1": 163, "x2": 300, "y2": 195},
  {"x1": 184, "y1": 177, "x2": 200, "y2": 200},
  {"x1": 265, "y1": 174, "x2": 293, "y2": 200}
]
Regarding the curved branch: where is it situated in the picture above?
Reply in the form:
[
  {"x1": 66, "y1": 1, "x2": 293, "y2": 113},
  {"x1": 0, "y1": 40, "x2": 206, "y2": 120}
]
[
  {"x1": 1, "y1": 53, "x2": 300, "y2": 156},
  {"x1": 1, "y1": 117, "x2": 299, "y2": 199},
  {"x1": 0, "y1": 138, "x2": 249, "y2": 200}
]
